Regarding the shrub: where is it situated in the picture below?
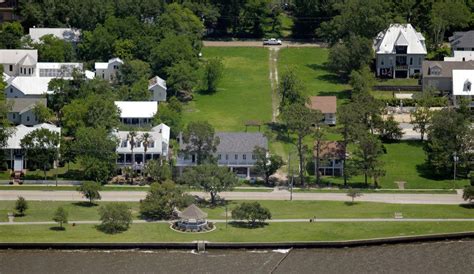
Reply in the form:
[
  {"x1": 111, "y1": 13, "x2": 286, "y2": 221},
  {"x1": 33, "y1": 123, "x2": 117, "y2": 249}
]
[
  {"x1": 77, "y1": 181, "x2": 102, "y2": 204},
  {"x1": 231, "y1": 202, "x2": 271, "y2": 226},
  {"x1": 98, "y1": 203, "x2": 132, "y2": 234},
  {"x1": 52, "y1": 207, "x2": 68, "y2": 229},
  {"x1": 15, "y1": 196, "x2": 28, "y2": 216},
  {"x1": 463, "y1": 186, "x2": 474, "y2": 203}
]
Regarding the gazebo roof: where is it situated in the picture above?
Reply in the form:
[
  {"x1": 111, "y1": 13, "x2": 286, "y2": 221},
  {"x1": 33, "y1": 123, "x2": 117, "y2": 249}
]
[{"x1": 178, "y1": 204, "x2": 208, "y2": 220}]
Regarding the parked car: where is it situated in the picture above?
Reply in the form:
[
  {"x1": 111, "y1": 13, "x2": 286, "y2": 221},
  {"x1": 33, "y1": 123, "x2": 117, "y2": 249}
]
[{"x1": 263, "y1": 38, "x2": 282, "y2": 45}]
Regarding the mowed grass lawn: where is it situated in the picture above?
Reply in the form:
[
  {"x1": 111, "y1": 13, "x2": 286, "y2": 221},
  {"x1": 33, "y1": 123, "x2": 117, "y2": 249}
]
[
  {"x1": 182, "y1": 47, "x2": 272, "y2": 131},
  {"x1": 1, "y1": 200, "x2": 472, "y2": 223},
  {"x1": 277, "y1": 47, "x2": 350, "y2": 100},
  {"x1": 1, "y1": 222, "x2": 473, "y2": 243}
]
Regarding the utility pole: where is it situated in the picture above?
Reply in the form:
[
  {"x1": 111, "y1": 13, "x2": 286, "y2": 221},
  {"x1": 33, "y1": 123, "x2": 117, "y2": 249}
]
[
  {"x1": 453, "y1": 152, "x2": 459, "y2": 181},
  {"x1": 288, "y1": 152, "x2": 293, "y2": 201}
]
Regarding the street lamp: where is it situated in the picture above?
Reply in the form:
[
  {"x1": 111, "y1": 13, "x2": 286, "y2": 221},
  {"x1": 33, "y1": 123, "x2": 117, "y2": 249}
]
[{"x1": 453, "y1": 152, "x2": 459, "y2": 181}]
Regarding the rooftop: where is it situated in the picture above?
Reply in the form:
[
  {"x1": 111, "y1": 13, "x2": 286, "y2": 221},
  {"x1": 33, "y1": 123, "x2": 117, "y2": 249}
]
[
  {"x1": 314, "y1": 141, "x2": 345, "y2": 159},
  {"x1": 29, "y1": 27, "x2": 81, "y2": 43},
  {"x1": 178, "y1": 204, "x2": 208, "y2": 220},
  {"x1": 0, "y1": 49, "x2": 38, "y2": 65},
  {"x1": 449, "y1": 31, "x2": 474, "y2": 49},
  {"x1": 374, "y1": 24, "x2": 427, "y2": 55},
  {"x1": 6, "y1": 123, "x2": 61, "y2": 149},
  {"x1": 148, "y1": 76, "x2": 167, "y2": 90},
  {"x1": 422, "y1": 60, "x2": 474, "y2": 78},
  {"x1": 7, "y1": 97, "x2": 46, "y2": 113},
  {"x1": 308, "y1": 96, "x2": 337, "y2": 114},
  {"x1": 115, "y1": 101, "x2": 158, "y2": 118},
  {"x1": 216, "y1": 132, "x2": 268, "y2": 153}
]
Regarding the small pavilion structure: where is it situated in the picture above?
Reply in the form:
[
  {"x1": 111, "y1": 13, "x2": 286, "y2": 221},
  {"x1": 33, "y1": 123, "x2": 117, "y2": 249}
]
[{"x1": 176, "y1": 204, "x2": 209, "y2": 231}]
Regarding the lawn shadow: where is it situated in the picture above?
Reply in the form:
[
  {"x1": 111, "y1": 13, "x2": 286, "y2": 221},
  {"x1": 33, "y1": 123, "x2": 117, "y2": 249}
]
[
  {"x1": 73, "y1": 201, "x2": 98, "y2": 208},
  {"x1": 49, "y1": 226, "x2": 66, "y2": 231},
  {"x1": 229, "y1": 221, "x2": 268, "y2": 229},
  {"x1": 317, "y1": 90, "x2": 352, "y2": 100},
  {"x1": 459, "y1": 204, "x2": 474, "y2": 209},
  {"x1": 344, "y1": 201, "x2": 358, "y2": 206},
  {"x1": 415, "y1": 162, "x2": 451, "y2": 181},
  {"x1": 266, "y1": 122, "x2": 292, "y2": 143},
  {"x1": 196, "y1": 88, "x2": 217, "y2": 96}
]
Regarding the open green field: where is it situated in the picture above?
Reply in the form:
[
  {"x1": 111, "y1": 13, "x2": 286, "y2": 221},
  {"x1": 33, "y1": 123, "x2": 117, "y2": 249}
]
[
  {"x1": 277, "y1": 47, "x2": 350, "y2": 100},
  {"x1": 1, "y1": 222, "x2": 473, "y2": 243},
  {"x1": 182, "y1": 47, "x2": 272, "y2": 131},
  {"x1": 1, "y1": 200, "x2": 472, "y2": 223}
]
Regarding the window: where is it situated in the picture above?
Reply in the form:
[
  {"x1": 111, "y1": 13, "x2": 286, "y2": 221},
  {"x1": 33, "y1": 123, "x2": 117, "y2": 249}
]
[
  {"x1": 409, "y1": 57, "x2": 413, "y2": 65},
  {"x1": 10, "y1": 88, "x2": 12, "y2": 93},
  {"x1": 234, "y1": 154, "x2": 238, "y2": 160},
  {"x1": 418, "y1": 58, "x2": 422, "y2": 65},
  {"x1": 149, "y1": 141, "x2": 155, "y2": 148},
  {"x1": 225, "y1": 154, "x2": 229, "y2": 160},
  {"x1": 26, "y1": 116, "x2": 30, "y2": 122},
  {"x1": 9, "y1": 65, "x2": 12, "y2": 71},
  {"x1": 464, "y1": 80, "x2": 472, "y2": 92},
  {"x1": 252, "y1": 154, "x2": 256, "y2": 160},
  {"x1": 243, "y1": 154, "x2": 246, "y2": 160},
  {"x1": 381, "y1": 59, "x2": 384, "y2": 66},
  {"x1": 218, "y1": 154, "x2": 221, "y2": 160},
  {"x1": 429, "y1": 66, "x2": 441, "y2": 76},
  {"x1": 12, "y1": 113, "x2": 15, "y2": 119},
  {"x1": 121, "y1": 140, "x2": 127, "y2": 148},
  {"x1": 136, "y1": 142, "x2": 141, "y2": 148}
]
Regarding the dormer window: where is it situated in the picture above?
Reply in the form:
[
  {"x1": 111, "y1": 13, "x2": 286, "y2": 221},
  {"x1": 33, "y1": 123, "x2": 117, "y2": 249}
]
[
  {"x1": 464, "y1": 80, "x2": 472, "y2": 92},
  {"x1": 121, "y1": 140, "x2": 127, "y2": 148},
  {"x1": 429, "y1": 66, "x2": 441, "y2": 76}
]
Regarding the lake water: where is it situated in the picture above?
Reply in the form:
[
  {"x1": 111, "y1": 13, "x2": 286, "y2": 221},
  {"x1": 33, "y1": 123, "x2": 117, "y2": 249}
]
[{"x1": 0, "y1": 240, "x2": 473, "y2": 273}]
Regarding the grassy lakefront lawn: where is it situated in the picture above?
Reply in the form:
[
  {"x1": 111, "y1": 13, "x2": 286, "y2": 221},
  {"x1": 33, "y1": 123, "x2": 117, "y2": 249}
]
[
  {"x1": 1, "y1": 200, "x2": 472, "y2": 223},
  {"x1": 1, "y1": 222, "x2": 473, "y2": 243},
  {"x1": 182, "y1": 47, "x2": 272, "y2": 131}
]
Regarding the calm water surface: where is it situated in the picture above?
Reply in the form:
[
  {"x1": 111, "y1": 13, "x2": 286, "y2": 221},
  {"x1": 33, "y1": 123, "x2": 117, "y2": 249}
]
[{"x1": 0, "y1": 240, "x2": 473, "y2": 273}]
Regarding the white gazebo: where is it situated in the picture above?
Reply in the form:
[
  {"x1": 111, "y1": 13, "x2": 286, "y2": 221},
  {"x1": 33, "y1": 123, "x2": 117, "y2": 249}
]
[{"x1": 176, "y1": 204, "x2": 209, "y2": 231}]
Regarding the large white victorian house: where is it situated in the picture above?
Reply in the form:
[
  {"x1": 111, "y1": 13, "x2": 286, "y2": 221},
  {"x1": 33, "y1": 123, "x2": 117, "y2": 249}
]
[{"x1": 374, "y1": 24, "x2": 427, "y2": 78}]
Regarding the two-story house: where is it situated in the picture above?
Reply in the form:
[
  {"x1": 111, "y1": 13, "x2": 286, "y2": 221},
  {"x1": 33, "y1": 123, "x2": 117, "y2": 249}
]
[
  {"x1": 422, "y1": 60, "x2": 474, "y2": 93},
  {"x1": 374, "y1": 24, "x2": 427, "y2": 78},
  {"x1": 308, "y1": 96, "x2": 337, "y2": 125},
  {"x1": 0, "y1": 0, "x2": 18, "y2": 23},
  {"x1": 0, "y1": 49, "x2": 38, "y2": 77},
  {"x1": 6, "y1": 98, "x2": 47, "y2": 126},
  {"x1": 93, "y1": 57, "x2": 123, "y2": 82},
  {"x1": 114, "y1": 124, "x2": 170, "y2": 171},
  {"x1": 177, "y1": 132, "x2": 268, "y2": 179},
  {"x1": 115, "y1": 101, "x2": 158, "y2": 126},
  {"x1": 3, "y1": 123, "x2": 61, "y2": 171},
  {"x1": 315, "y1": 141, "x2": 345, "y2": 177},
  {"x1": 445, "y1": 31, "x2": 474, "y2": 62},
  {"x1": 148, "y1": 76, "x2": 167, "y2": 103}
]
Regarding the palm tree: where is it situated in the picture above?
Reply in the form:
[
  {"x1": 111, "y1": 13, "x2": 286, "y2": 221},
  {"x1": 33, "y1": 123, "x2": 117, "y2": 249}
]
[
  {"x1": 141, "y1": 133, "x2": 152, "y2": 168},
  {"x1": 127, "y1": 131, "x2": 137, "y2": 169}
]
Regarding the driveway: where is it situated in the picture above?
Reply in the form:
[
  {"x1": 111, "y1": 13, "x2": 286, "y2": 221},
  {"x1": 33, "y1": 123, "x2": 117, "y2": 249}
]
[{"x1": 0, "y1": 190, "x2": 465, "y2": 204}]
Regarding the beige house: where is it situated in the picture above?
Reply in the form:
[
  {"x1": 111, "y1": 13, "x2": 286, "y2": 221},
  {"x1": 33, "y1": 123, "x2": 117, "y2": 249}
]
[
  {"x1": 422, "y1": 61, "x2": 474, "y2": 93},
  {"x1": 308, "y1": 96, "x2": 337, "y2": 125},
  {"x1": 314, "y1": 141, "x2": 345, "y2": 177}
]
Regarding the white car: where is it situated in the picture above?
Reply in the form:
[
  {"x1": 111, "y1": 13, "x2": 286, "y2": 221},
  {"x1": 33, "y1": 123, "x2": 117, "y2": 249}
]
[{"x1": 263, "y1": 38, "x2": 282, "y2": 45}]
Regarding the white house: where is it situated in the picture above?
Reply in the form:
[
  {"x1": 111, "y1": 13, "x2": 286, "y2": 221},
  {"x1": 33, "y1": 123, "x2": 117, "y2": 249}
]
[
  {"x1": 374, "y1": 24, "x2": 427, "y2": 78},
  {"x1": 94, "y1": 57, "x2": 123, "y2": 82},
  {"x1": 115, "y1": 101, "x2": 158, "y2": 126},
  {"x1": 3, "y1": 123, "x2": 61, "y2": 171},
  {"x1": 6, "y1": 98, "x2": 47, "y2": 126},
  {"x1": 29, "y1": 27, "x2": 81, "y2": 44},
  {"x1": 452, "y1": 69, "x2": 474, "y2": 108},
  {"x1": 114, "y1": 124, "x2": 170, "y2": 171},
  {"x1": 445, "y1": 31, "x2": 474, "y2": 62},
  {"x1": 177, "y1": 132, "x2": 268, "y2": 179},
  {"x1": 0, "y1": 49, "x2": 38, "y2": 77},
  {"x1": 148, "y1": 76, "x2": 167, "y2": 102},
  {"x1": 308, "y1": 96, "x2": 337, "y2": 125}
]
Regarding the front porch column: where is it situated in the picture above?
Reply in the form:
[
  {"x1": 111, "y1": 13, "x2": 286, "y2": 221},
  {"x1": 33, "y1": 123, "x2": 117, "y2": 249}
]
[
  {"x1": 246, "y1": 167, "x2": 250, "y2": 179},
  {"x1": 230, "y1": 166, "x2": 233, "y2": 172}
]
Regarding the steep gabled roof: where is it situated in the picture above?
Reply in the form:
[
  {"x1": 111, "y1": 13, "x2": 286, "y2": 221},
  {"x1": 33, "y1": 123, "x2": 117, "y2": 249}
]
[
  {"x1": 449, "y1": 31, "x2": 474, "y2": 49},
  {"x1": 0, "y1": 50, "x2": 38, "y2": 65},
  {"x1": 178, "y1": 204, "x2": 208, "y2": 220},
  {"x1": 148, "y1": 76, "x2": 167, "y2": 90},
  {"x1": 374, "y1": 24, "x2": 427, "y2": 55}
]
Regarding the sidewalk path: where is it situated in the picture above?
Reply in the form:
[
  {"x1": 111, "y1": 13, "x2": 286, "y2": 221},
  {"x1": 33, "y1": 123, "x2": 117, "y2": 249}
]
[
  {"x1": 1, "y1": 218, "x2": 473, "y2": 226},
  {"x1": 0, "y1": 190, "x2": 465, "y2": 204}
]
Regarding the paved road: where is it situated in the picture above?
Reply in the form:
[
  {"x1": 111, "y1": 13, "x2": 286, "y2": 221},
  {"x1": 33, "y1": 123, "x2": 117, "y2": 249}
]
[
  {"x1": 2, "y1": 218, "x2": 473, "y2": 226},
  {"x1": 0, "y1": 190, "x2": 466, "y2": 204},
  {"x1": 203, "y1": 40, "x2": 325, "y2": 48}
]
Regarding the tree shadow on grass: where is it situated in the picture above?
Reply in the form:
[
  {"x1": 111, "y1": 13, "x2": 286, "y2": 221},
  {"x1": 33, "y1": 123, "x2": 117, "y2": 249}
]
[
  {"x1": 415, "y1": 162, "x2": 451, "y2": 181},
  {"x1": 229, "y1": 221, "x2": 268, "y2": 229},
  {"x1": 459, "y1": 204, "x2": 474, "y2": 209},
  {"x1": 72, "y1": 201, "x2": 98, "y2": 208},
  {"x1": 49, "y1": 226, "x2": 66, "y2": 231},
  {"x1": 266, "y1": 122, "x2": 291, "y2": 143},
  {"x1": 317, "y1": 90, "x2": 352, "y2": 101},
  {"x1": 344, "y1": 201, "x2": 358, "y2": 206}
]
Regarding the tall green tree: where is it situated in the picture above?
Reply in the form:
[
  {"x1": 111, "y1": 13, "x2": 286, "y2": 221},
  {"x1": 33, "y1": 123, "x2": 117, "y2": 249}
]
[
  {"x1": 118, "y1": 59, "x2": 151, "y2": 86},
  {"x1": 429, "y1": 0, "x2": 471, "y2": 49},
  {"x1": 143, "y1": 160, "x2": 172, "y2": 183},
  {"x1": 181, "y1": 121, "x2": 220, "y2": 165},
  {"x1": 281, "y1": 104, "x2": 322, "y2": 186},
  {"x1": 98, "y1": 203, "x2": 132, "y2": 234},
  {"x1": 34, "y1": 34, "x2": 75, "y2": 62},
  {"x1": 278, "y1": 69, "x2": 306, "y2": 111},
  {"x1": 203, "y1": 58, "x2": 224, "y2": 93},
  {"x1": 327, "y1": 35, "x2": 374, "y2": 79},
  {"x1": 77, "y1": 181, "x2": 102, "y2": 204},
  {"x1": 180, "y1": 164, "x2": 237, "y2": 205},
  {"x1": 0, "y1": 22, "x2": 24, "y2": 49},
  {"x1": 253, "y1": 146, "x2": 284, "y2": 185},
  {"x1": 20, "y1": 128, "x2": 60, "y2": 179},
  {"x1": 353, "y1": 132, "x2": 385, "y2": 187}
]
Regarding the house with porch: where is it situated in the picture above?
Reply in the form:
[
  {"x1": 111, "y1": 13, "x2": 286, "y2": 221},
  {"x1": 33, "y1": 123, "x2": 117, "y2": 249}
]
[
  {"x1": 314, "y1": 141, "x2": 345, "y2": 177},
  {"x1": 3, "y1": 123, "x2": 61, "y2": 171},
  {"x1": 374, "y1": 24, "x2": 427, "y2": 78},
  {"x1": 114, "y1": 123, "x2": 170, "y2": 171},
  {"x1": 6, "y1": 98, "x2": 46, "y2": 126},
  {"x1": 445, "y1": 30, "x2": 474, "y2": 62},
  {"x1": 177, "y1": 132, "x2": 268, "y2": 179},
  {"x1": 115, "y1": 101, "x2": 158, "y2": 126},
  {"x1": 148, "y1": 76, "x2": 167, "y2": 102},
  {"x1": 308, "y1": 96, "x2": 337, "y2": 125}
]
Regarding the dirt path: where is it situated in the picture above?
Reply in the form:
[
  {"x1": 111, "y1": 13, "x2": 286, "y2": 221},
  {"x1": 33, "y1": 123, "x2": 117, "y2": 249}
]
[
  {"x1": 203, "y1": 40, "x2": 326, "y2": 48},
  {"x1": 269, "y1": 47, "x2": 280, "y2": 122}
]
